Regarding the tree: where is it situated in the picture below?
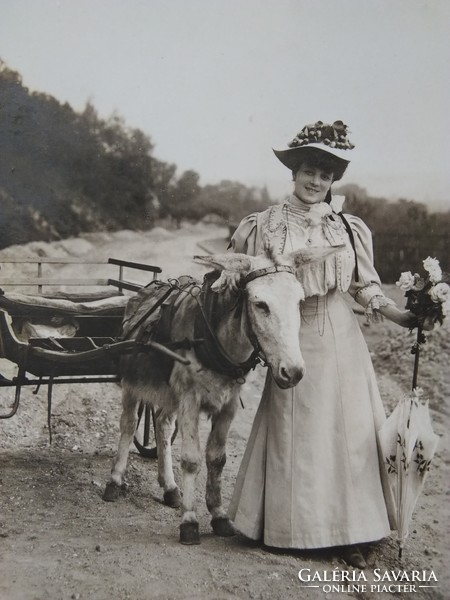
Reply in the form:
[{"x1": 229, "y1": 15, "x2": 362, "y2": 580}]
[{"x1": 170, "y1": 170, "x2": 202, "y2": 227}]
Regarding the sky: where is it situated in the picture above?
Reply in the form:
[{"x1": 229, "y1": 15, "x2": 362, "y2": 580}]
[{"x1": 1, "y1": 0, "x2": 449, "y2": 207}]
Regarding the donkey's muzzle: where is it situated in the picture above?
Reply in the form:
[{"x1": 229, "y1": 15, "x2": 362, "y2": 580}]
[{"x1": 274, "y1": 363, "x2": 305, "y2": 389}]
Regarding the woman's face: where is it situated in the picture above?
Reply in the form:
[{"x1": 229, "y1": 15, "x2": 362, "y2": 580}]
[{"x1": 293, "y1": 163, "x2": 333, "y2": 204}]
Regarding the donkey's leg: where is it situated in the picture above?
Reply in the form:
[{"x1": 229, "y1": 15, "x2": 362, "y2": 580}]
[
  {"x1": 206, "y1": 400, "x2": 237, "y2": 537},
  {"x1": 103, "y1": 384, "x2": 140, "y2": 502},
  {"x1": 155, "y1": 407, "x2": 181, "y2": 508},
  {"x1": 178, "y1": 401, "x2": 202, "y2": 544}
]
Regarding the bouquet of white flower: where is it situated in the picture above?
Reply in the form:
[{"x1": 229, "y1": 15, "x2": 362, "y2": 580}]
[
  {"x1": 396, "y1": 256, "x2": 450, "y2": 327},
  {"x1": 396, "y1": 257, "x2": 449, "y2": 389}
]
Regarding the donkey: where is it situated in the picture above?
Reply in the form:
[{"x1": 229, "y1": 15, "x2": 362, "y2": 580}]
[{"x1": 103, "y1": 246, "x2": 338, "y2": 544}]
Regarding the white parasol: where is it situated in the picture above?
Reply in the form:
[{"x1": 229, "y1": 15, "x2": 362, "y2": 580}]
[{"x1": 378, "y1": 386, "x2": 439, "y2": 558}]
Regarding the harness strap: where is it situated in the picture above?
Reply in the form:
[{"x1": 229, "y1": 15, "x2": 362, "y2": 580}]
[{"x1": 122, "y1": 284, "x2": 175, "y2": 340}]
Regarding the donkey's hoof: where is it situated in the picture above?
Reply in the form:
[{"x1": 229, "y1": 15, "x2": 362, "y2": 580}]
[
  {"x1": 179, "y1": 522, "x2": 200, "y2": 545},
  {"x1": 164, "y1": 488, "x2": 182, "y2": 508},
  {"x1": 102, "y1": 481, "x2": 126, "y2": 502},
  {"x1": 211, "y1": 517, "x2": 236, "y2": 537}
]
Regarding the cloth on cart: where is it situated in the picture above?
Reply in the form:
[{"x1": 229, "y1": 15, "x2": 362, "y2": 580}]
[{"x1": 0, "y1": 290, "x2": 129, "y2": 342}]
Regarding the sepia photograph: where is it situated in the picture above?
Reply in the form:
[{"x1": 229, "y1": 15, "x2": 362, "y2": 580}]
[{"x1": 0, "y1": 1, "x2": 449, "y2": 599}]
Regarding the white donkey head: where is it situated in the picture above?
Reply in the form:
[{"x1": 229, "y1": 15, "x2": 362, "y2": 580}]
[{"x1": 195, "y1": 245, "x2": 341, "y2": 389}]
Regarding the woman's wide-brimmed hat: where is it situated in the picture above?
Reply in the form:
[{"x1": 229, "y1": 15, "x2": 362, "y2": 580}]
[{"x1": 273, "y1": 120, "x2": 355, "y2": 180}]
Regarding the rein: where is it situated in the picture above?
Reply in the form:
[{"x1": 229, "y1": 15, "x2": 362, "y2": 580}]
[
  {"x1": 194, "y1": 291, "x2": 260, "y2": 380},
  {"x1": 194, "y1": 265, "x2": 295, "y2": 380}
]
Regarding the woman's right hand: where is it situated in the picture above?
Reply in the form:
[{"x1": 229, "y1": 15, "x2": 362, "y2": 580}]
[
  {"x1": 377, "y1": 305, "x2": 436, "y2": 330},
  {"x1": 400, "y1": 310, "x2": 436, "y2": 331},
  {"x1": 420, "y1": 315, "x2": 437, "y2": 331}
]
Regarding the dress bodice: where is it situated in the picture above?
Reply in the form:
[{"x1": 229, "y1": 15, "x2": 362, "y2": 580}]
[
  {"x1": 278, "y1": 201, "x2": 355, "y2": 297},
  {"x1": 231, "y1": 197, "x2": 391, "y2": 313}
]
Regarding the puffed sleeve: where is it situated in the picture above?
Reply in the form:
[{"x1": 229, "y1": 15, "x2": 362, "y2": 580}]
[
  {"x1": 346, "y1": 215, "x2": 395, "y2": 320},
  {"x1": 230, "y1": 213, "x2": 261, "y2": 257}
]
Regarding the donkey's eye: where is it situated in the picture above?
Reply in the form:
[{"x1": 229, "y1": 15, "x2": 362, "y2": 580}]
[{"x1": 254, "y1": 301, "x2": 270, "y2": 314}]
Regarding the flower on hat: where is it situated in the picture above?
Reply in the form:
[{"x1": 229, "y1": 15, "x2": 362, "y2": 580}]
[{"x1": 288, "y1": 120, "x2": 355, "y2": 150}]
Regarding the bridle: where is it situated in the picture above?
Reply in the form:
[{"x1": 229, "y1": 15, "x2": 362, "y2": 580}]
[
  {"x1": 241, "y1": 264, "x2": 295, "y2": 286},
  {"x1": 194, "y1": 264, "x2": 296, "y2": 381},
  {"x1": 241, "y1": 264, "x2": 296, "y2": 368}
]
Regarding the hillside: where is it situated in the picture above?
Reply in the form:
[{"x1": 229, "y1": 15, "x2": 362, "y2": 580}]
[{"x1": 0, "y1": 60, "x2": 271, "y2": 249}]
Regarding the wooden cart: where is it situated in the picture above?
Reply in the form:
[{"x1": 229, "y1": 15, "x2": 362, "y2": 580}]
[{"x1": 0, "y1": 256, "x2": 187, "y2": 452}]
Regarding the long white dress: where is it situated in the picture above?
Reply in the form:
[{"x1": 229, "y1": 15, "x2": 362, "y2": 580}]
[{"x1": 228, "y1": 197, "x2": 396, "y2": 549}]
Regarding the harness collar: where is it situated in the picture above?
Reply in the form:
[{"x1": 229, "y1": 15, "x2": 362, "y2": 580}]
[{"x1": 242, "y1": 264, "x2": 295, "y2": 286}]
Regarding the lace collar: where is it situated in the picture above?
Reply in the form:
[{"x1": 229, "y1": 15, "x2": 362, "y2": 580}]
[
  {"x1": 285, "y1": 195, "x2": 346, "y2": 226},
  {"x1": 286, "y1": 197, "x2": 331, "y2": 226}
]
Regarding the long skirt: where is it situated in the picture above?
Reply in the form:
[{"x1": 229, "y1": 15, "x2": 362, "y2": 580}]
[{"x1": 228, "y1": 290, "x2": 393, "y2": 549}]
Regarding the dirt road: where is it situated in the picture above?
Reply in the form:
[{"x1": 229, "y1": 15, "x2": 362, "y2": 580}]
[{"x1": 1, "y1": 223, "x2": 448, "y2": 600}]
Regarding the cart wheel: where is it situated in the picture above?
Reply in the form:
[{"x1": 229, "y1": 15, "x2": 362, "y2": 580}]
[
  {"x1": 133, "y1": 436, "x2": 158, "y2": 459},
  {"x1": 133, "y1": 404, "x2": 178, "y2": 459}
]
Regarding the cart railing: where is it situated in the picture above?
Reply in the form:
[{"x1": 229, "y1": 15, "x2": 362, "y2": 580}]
[{"x1": 0, "y1": 257, "x2": 161, "y2": 295}]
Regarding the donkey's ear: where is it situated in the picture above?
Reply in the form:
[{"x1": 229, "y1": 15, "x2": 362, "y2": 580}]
[
  {"x1": 193, "y1": 253, "x2": 252, "y2": 273},
  {"x1": 194, "y1": 254, "x2": 253, "y2": 293},
  {"x1": 288, "y1": 245, "x2": 346, "y2": 268}
]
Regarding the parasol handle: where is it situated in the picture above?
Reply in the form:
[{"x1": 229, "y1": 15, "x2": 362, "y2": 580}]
[
  {"x1": 398, "y1": 533, "x2": 407, "y2": 559},
  {"x1": 412, "y1": 325, "x2": 423, "y2": 391}
]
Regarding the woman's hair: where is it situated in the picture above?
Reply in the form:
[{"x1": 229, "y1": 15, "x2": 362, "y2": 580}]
[{"x1": 291, "y1": 148, "x2": 347, "y2": 181}]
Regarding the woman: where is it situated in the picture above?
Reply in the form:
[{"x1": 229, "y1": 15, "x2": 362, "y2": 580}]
[{"x1": 227, "y1": 120, "x2": 416, "y2": 569}]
